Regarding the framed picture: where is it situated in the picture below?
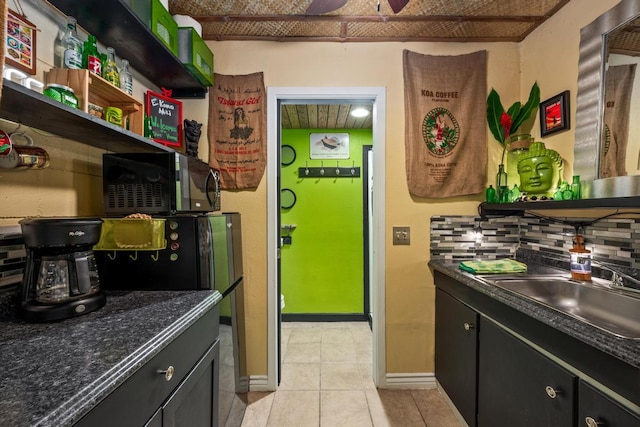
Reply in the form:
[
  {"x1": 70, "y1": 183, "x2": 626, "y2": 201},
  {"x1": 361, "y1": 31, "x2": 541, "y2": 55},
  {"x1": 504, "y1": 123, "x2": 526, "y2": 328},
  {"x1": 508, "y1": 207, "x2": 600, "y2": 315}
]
[
  {"x1": 5, "y1": 9, "x2": 37, "y2": 75},
  {"x1": 540, "y1": 90, "x2": 570, "y2": 136},
  {"x1": 310, "y1": 133, "x2": 350, "y2": 159}
]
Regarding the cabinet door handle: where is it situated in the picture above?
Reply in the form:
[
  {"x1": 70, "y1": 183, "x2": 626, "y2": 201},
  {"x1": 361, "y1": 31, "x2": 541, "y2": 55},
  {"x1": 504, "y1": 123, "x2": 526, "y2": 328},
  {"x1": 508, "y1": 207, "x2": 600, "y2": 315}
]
[
  {"x1": 463, "y1": 322, "x2": 474, "y2": 331},
  {"x1": 158, "y1": 365, "x2": 175, "y2": 381},
  {"x1": 545, "y1": 386, "x2": 560, "y2": 399},
  {"x1": 584, "y1": 417, "x2": 604, "y2": 427}
]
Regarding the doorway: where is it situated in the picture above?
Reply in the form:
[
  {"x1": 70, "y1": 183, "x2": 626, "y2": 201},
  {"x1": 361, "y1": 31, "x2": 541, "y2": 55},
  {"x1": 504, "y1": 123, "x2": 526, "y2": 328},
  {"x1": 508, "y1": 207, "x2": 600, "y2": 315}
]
[
  {"x1": 279, "y1": 129, "x2": 370, "y2": 322},
  {"x1": 266, "y1": 87, "x2": 387, "y2": 390}
]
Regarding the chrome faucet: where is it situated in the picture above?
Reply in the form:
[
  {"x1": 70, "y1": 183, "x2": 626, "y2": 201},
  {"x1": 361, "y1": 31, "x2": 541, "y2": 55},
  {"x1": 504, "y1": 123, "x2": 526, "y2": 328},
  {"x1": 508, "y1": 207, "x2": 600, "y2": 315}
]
[{"x1": 592, "y1": 261, "x2": 640, "y2": 291}]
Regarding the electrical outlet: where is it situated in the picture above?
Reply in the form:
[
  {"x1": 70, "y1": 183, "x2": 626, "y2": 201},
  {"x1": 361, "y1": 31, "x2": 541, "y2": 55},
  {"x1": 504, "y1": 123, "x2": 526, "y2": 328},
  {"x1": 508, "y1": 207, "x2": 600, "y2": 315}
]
[{"x1": 392, "y1": 226, "x2": 410, "y2": 245}]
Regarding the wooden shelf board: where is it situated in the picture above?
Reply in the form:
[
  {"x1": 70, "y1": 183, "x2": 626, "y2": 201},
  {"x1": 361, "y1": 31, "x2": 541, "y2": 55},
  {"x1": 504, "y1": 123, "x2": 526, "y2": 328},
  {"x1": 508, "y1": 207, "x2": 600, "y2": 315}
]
[{"x1": 0, "y1": 79, "x2": 170, "y2": 153}]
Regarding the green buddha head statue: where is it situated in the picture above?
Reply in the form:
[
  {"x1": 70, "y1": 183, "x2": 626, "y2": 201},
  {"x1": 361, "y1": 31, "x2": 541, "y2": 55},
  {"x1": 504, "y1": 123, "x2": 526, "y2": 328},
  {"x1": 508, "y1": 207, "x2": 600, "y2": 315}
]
[{"x1": 517, "y1": 141, "x2": 563, "y2": 198}]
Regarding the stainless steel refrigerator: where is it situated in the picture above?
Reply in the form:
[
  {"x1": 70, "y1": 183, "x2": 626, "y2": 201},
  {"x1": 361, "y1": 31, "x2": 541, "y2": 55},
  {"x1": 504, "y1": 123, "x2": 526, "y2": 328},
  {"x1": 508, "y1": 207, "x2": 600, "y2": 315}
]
[{"x1": 209, "y1": 213, "x2": 248, "y2": 426}]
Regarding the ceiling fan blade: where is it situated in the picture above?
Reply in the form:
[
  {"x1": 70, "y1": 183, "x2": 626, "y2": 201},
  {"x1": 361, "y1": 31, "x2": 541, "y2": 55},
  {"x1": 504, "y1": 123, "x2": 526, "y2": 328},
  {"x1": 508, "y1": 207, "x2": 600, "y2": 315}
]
[
  {"x1": 387, "y1": 0, "x2": 409, "y2": 14},
  {"x1": 306, "y1": 0, "x2": 348, "y2": 15}
]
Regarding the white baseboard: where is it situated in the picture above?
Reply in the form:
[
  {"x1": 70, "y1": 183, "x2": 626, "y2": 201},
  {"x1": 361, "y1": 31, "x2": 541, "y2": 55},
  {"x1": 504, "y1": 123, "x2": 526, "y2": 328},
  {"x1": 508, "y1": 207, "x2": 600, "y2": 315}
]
[
  {"x1": 248, "y1": 375, "x2": 272, "y2": 392},
  {"x1": 383, "y1": 372, "x2": 437, "y2": 389}
]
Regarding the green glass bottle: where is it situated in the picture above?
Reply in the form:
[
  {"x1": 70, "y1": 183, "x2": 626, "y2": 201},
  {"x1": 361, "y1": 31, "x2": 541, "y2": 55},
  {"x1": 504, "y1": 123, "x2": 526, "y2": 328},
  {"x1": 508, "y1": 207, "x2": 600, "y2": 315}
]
[
  {"x1": 496, "y1": 164, "x2": 509, "y2": 203},
  {"x1": 486, "y1": 185, "x2": 497, "y2": 203},
  {"x1": 509, "y1": 184, "x2": 520, "y2": 202},
  {"x1": 83, "y1": 34, "x2": 102, "y2": 76},
  {"x1": 571, "y1": 175, "x2": 582, "y2": 200}
]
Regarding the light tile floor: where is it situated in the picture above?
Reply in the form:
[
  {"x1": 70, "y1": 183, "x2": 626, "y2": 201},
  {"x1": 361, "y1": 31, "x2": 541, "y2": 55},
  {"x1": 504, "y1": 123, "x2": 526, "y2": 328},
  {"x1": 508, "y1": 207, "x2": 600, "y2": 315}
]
[{"x1": 240, "y1": 322, "x2": 461, "y2": 427}]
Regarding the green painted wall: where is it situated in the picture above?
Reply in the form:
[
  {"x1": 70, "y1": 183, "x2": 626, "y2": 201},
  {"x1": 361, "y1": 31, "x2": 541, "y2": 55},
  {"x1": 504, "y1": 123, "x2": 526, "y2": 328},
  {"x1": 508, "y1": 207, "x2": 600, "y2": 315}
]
[{"x1": 280, "y1": 129, "x2": 372, "y2": 314}]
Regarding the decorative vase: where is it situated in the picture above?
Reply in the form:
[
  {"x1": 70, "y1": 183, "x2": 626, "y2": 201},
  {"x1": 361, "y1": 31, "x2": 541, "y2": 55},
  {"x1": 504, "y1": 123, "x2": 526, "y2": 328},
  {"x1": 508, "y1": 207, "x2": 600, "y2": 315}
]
[{"x1": 506, "y1": 134, "x2": 533, "y2": 187}]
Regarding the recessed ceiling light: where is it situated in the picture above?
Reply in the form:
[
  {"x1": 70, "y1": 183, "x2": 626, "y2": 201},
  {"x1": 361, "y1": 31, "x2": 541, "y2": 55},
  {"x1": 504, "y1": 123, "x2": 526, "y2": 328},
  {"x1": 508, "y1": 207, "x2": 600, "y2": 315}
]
[{"x1": 351, "y1": 108, "x2": 370, "y2": 118}]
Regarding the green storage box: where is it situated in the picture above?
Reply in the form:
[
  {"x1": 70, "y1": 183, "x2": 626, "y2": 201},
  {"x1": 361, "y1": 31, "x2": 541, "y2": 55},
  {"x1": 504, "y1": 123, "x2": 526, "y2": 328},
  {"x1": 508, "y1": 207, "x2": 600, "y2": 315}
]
[
  {"x1": 126, "y1": 0, "x2": 178, "y2": 56},
  {"x1": 178, "y1": 28, "x2": 214, "y2": 86}
]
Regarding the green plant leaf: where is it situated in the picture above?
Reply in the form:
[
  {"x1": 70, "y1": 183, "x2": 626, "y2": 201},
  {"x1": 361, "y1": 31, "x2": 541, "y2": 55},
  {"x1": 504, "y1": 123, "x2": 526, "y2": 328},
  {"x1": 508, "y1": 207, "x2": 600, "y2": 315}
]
[
  {"x1": 486, "y1": 89, "x2": 506, "y2": 144},
  {"x1": 506, "y1": 102, "x2": 521, "y2": 127},
  {"x1": 510, "y1": 82, "x2": 540, "y2": 134}
]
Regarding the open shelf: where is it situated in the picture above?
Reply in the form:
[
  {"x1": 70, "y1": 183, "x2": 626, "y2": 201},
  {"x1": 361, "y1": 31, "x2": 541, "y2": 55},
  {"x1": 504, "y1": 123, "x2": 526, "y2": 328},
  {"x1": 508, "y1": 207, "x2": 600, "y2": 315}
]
[
  {"x1": 48, "y1": 0, "x2": 208, "y2": 98},
  {"x1": 480, "y1": 197, "x2": 640, "y2": 217},
  {"x1": 0, "y1": 79, "x2": 170, "y2": 153}
]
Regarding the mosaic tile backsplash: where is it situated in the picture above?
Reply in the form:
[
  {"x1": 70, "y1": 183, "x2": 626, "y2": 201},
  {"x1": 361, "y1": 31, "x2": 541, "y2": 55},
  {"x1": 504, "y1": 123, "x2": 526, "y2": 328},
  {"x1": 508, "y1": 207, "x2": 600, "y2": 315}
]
[
  {"x1": 431, "y1": 214, "x2": 640, "y2": 274},
  {"x1": 0, "y1": 226, "x2": 25, "y2": 288}
]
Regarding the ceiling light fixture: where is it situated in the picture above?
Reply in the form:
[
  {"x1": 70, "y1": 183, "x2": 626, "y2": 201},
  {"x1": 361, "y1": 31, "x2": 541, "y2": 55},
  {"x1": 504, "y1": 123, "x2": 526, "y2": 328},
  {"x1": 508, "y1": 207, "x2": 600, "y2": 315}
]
[{"x1": 351, "y1": 108, "x2": 370, "y2": 117}]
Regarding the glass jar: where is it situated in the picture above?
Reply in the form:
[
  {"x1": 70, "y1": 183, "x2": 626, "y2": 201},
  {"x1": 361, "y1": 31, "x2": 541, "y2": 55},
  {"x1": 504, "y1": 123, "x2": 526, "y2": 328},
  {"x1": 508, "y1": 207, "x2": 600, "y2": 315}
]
[
  {"x1": 43, "y1": 84, "x2": 79, "y2": 109},
  {"x1": 506, "y1": 134, "x2": 533, "y2": 187}
]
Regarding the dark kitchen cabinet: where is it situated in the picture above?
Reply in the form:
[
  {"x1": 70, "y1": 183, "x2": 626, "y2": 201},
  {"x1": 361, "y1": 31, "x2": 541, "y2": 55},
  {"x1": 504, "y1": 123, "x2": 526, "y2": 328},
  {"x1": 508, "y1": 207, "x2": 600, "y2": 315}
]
[
  {"x1": 432, "y1": 270, "x2": 640, "y2": 427},
  {"x1": 149, "y1": 340, "x2": 220, "y2": 427},
  {"x1": 477, "y1": 317, "x2": 577, "y2": 427},
  {"x1": 435, "y1": 288, "x2": 479, "y2": 427},
  {"x1": 578, "y1": 381, "x2": 640, "y2": 427},
  {"x1": 75, "y1": 305, "x2": 220, "y2": 427},
  {"x1": 48, "y1": 0, "x2": 208, "y2": 98}
]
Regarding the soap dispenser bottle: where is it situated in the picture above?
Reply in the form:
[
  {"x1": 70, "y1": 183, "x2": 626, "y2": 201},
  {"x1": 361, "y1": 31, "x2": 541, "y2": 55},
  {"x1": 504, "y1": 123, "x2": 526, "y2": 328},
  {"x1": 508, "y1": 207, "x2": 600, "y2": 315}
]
[{"x1": 569, "y1": 235, "x2": 591, "y2": 281}]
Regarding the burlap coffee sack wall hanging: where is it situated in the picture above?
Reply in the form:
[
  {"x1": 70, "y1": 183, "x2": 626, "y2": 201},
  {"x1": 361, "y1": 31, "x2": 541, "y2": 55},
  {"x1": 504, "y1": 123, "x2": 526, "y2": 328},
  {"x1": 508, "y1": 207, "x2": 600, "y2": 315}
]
[
  {"x1": 403, "y1": 50, "x2": 487, "y2": 198},
  {"x1": 209, "y1": 72, "x2": 266, "y2": 190}
]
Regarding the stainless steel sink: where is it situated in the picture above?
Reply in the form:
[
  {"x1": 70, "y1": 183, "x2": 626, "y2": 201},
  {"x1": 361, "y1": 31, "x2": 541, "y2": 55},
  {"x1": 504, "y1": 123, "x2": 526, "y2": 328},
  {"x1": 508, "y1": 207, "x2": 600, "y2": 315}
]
[{"x1": 476, "y1": 274, "x2": 640, "y2": 339}]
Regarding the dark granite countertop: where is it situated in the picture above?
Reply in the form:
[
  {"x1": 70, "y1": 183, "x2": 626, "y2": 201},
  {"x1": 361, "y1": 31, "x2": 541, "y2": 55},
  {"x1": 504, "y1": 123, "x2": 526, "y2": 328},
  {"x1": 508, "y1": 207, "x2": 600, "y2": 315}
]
[
  {"x1": 429, "y1": 260, "x2": 640, "y2": 370},
  {"x1": 0, "y1": 288, "x2": 222, "y2": 427}
]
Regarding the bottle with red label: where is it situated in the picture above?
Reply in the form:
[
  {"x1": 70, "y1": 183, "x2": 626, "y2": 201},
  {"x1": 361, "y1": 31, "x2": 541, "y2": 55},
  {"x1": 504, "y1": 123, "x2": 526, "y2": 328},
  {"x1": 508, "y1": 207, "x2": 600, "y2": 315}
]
[{"x1": 82, "y1": 34, "x2": 102, "y2": 77}]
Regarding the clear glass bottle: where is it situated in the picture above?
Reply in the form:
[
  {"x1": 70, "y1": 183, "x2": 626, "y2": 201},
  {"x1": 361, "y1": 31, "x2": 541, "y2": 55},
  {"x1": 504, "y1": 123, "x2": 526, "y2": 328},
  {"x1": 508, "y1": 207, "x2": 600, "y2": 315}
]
[
  {"x1": 120, "y1": 59, "x2": 133, "y2": 95},
  {"x1": 83, "y1": 34, "x2": 102, "y2": 76},
  {"x1": 103, "y1": 47, "x2": 120, "y2": 87},
  {"x1": 61, "y1": 17, "x2": 83, "y2": 69}
]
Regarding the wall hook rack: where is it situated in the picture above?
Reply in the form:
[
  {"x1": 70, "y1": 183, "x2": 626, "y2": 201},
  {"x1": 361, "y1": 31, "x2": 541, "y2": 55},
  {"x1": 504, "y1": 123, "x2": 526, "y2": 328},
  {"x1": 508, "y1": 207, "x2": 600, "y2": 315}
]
[{"x1": 298, "y1": 160, "x2": 360, "y2": 178}]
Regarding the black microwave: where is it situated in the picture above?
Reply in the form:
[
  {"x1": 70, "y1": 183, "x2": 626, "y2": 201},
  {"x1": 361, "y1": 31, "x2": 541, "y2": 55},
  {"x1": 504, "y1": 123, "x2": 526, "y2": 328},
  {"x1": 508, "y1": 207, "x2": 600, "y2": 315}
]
[{"x1": 102, "y1": 152, "x2": 220, "y2": 215}]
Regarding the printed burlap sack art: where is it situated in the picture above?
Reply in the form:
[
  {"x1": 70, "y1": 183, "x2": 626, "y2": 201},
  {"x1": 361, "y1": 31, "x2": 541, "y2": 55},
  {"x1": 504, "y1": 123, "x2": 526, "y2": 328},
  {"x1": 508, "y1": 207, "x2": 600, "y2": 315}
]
[
  {"x1": 403, "y1": 50, "x2": 487, "y2": 198},
  {"x1": 209, "y1": 72, "x2": 266, "y2": 190}
]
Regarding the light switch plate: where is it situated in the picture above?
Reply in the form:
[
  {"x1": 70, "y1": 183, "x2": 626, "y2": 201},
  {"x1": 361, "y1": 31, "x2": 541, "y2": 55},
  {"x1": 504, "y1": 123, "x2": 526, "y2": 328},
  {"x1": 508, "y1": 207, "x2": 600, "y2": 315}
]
[{"x1": 392, "y1": 226, "x2": 410, "y2": 245}]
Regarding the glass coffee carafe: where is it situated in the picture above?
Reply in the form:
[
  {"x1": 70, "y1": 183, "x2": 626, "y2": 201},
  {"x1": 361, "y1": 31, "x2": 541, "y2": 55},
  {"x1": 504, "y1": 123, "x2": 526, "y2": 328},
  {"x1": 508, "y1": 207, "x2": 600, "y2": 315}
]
[{"x1": 35, "y1": 251, "x2": 100, "y2": 303}]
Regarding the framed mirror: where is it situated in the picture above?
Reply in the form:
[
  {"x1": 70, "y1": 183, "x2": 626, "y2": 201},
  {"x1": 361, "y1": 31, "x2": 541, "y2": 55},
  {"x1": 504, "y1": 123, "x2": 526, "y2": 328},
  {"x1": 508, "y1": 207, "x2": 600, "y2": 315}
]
[
  {"x1": 575, "y1": 0, "x2": 640, "y2": 198},
  {"x1": 281, "y1": 144, "x2": 296, "y2": 166}
]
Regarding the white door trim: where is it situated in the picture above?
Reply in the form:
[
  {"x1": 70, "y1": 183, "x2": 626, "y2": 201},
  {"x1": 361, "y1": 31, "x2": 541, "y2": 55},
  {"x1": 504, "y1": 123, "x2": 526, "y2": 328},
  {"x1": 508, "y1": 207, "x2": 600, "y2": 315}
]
[{"x1": 266, "y1": 86, "x2": 387, "y2": 390}]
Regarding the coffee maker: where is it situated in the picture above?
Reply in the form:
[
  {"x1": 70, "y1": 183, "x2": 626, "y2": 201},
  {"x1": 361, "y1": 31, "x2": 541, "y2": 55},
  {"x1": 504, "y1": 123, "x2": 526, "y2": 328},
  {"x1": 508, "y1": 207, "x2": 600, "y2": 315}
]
[{"x1": 19, "y1": 217, "x2": 106, "y2": 322}]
